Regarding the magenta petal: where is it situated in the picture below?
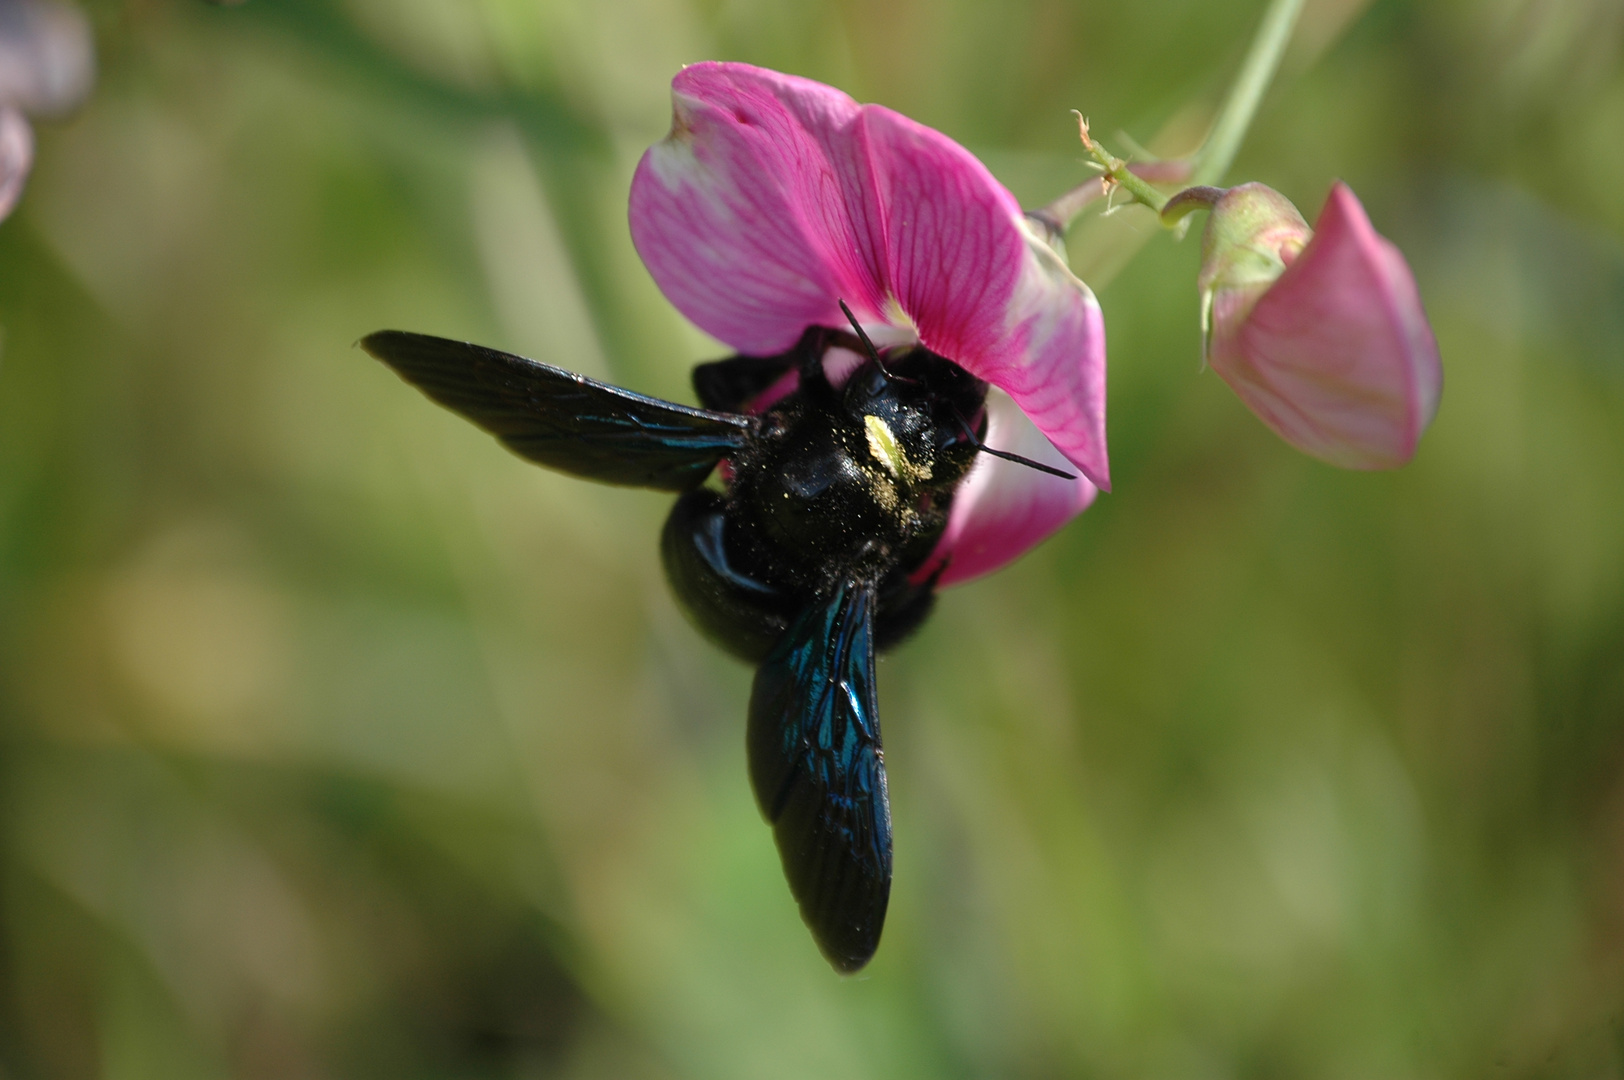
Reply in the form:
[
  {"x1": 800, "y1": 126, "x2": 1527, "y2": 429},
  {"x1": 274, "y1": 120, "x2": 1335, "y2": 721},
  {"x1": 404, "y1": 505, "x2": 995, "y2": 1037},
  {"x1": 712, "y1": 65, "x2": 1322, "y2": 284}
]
[
  {"x1": 983, "y1": 233, "x2": 1110, "y2": 490},
  {"x1": 855, "y1": 108, "x2": 1111, "y2": 490},
  {"x1": 629, "y1": 63, "x2": 885, "y2": 355},
  {"x1": 1215, "y1": 183, "x2": 1442, "y2": 470},
  {"x1": 0, "y1": 109, "x2": 32, "y2": 222},
  {"x1": 916, "y1": 389, "x2": 1098, "y2": 587}
]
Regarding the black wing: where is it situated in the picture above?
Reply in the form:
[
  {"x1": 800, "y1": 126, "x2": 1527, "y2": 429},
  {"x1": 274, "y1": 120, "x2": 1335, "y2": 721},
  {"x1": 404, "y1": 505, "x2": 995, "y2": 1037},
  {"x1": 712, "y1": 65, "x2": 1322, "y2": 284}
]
[
  {"x1": 362, "y1": 330, "x2": 756, "y2": 491},
  {"x1": 748, "y1": 577, "x2": 891, "y2": 972}
]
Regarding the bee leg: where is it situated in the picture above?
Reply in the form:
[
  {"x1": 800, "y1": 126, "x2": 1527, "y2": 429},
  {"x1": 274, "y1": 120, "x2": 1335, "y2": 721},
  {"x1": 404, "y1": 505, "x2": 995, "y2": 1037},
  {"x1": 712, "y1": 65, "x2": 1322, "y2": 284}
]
[
  {"x1": 691, "y1": 354, "x2": 797, "y2": 413},
  {"x1": 690, "y1": 326, "x2": 830, "y2": 412},
  {"x1": 874, "y1": 569, "x2": 938, "y2": 653}
]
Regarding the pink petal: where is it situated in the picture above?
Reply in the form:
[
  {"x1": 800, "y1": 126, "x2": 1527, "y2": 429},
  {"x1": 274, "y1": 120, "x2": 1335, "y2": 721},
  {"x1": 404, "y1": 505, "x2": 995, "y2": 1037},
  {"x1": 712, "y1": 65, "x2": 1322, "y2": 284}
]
[
  {"x1": 1214, "y1": 183, "x2": 1442, "y2": 470},
  {"x1": 913, "y1": 389, "x2": 1098, "y2": 587},
  {"x1": 628, "y1": 63, "x2": 882, "y2": 355},
  {"x1": 0, "y1": 108, "x2": 33, "y2": 221},
  {"x1": 631, "y1": 63, "x2": 1110, "y2": 489}
]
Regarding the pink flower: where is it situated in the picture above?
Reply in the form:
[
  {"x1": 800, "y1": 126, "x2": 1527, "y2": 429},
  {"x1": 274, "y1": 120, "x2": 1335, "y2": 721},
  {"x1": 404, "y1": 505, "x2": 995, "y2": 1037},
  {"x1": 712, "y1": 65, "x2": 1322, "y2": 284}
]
[
  {"x1": 1199, "y1": 181, "x2": 1443, "y2": 470},
  {"x1": 629, "y1": 62, "x2": 1106, "y2": 586},
  {"x1": 0, "y1": 0, "x2": 95, "y2": 221}
]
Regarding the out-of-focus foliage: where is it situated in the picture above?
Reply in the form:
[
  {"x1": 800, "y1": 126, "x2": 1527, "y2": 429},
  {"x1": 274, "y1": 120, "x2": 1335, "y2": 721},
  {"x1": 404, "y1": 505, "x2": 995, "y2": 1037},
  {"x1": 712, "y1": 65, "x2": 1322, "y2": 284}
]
[{"x1": 1, "y1": 0, "x2": 1622, "y2": 1076}]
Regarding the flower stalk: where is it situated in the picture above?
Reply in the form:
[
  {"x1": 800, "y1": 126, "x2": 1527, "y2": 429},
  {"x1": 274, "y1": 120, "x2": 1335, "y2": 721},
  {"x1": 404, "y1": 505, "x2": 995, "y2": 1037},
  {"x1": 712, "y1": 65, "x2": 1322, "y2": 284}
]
[
  {"x1": 1073, "y1": 112, "x2": 1171, "y2": 215},
  {"x1": 1037, "y1": 0, "x2": 1306, "y2": 235},
  {"x1": 1189, "y1": 0, "x2": 1307, "y2": 188},
  {"x1": 1160, "y1": 185, "x2": 1228, "y2": 224},
  {"x1": 1029, "y1": 158, "x2": 1192, "y2": 241}
]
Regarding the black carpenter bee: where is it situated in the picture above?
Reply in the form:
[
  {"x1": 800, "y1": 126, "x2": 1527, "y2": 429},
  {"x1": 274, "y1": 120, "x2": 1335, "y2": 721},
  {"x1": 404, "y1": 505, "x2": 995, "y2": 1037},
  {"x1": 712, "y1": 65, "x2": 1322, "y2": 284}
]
[{"x1": 362, "y1": 306, "x2": 1069, "y2": 972}]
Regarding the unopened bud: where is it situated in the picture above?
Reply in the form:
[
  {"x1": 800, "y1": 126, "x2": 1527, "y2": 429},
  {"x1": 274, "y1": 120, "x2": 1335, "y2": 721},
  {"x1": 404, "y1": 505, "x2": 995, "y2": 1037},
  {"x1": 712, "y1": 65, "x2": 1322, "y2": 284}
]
[{"x1": 1196, "y1": 182, "x2": 1442, "y2": 470}]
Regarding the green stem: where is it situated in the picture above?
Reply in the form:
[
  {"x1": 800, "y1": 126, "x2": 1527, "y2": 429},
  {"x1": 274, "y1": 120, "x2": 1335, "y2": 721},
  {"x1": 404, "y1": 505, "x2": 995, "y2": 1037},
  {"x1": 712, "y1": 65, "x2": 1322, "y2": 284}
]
[
  {"x1": 1104, "y1": 161, "x2": 1170, "y2": 214},
  {"x1": 1074, "y1": 113, "x2": 1172, "y2": 215},
  {"x1": 1189, "y1": 0, "x2": 1306, "y2": 187},
  {"x1": 1038, "y1": 0, "x2": 1304, "y2": 236},
  {"x1": 1035, "y1": 160, "x2": 1194, "y2": 235},
  {"x1": 1160, "y1": 185, "x2": 1227, "y2": 225}
]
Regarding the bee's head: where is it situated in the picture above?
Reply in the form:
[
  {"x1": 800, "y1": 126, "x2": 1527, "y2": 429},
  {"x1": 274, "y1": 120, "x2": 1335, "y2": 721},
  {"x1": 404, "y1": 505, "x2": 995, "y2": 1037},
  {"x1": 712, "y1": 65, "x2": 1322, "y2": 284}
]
[{"x1": 841, "y1": 346, "x2": 988, "y2": 496}]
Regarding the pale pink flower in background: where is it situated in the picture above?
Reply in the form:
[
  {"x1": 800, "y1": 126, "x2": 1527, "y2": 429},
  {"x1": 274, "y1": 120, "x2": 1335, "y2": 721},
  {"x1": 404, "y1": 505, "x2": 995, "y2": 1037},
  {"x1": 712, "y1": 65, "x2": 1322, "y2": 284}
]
[
  {"x1": 1198, "y1": 181, "x2": 1443, "y2": 470},
  {"x1": 0, "y1": 0, "x2": 94, "y2": 220},
  {"x1": 630, "y1": 62, "x2": 1107, "y2": 585}
]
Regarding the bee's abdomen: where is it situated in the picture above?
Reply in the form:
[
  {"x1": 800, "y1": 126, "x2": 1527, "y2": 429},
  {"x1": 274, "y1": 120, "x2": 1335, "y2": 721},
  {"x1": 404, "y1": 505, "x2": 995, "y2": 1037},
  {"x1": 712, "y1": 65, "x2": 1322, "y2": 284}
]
[{"x1": 661, "y1": 489, "x2": 800, "y2": 663}]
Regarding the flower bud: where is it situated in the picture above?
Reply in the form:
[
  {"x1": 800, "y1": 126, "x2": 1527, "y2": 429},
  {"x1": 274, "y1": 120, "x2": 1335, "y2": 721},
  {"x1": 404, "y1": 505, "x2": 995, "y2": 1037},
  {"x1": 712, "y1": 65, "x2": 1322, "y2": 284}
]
[
  {"x1": 0, "y1": 0, "x2": 95, "y2": 118},
  {"x1": 1198, "y1": 182, "x2": 1442, "y2": 470},
  {"x1": 0, "y1": 108, "x2": 30, "y2": 221},
  {"x1": 0, "y1": 0, "x2": 94, "y2": 222}
]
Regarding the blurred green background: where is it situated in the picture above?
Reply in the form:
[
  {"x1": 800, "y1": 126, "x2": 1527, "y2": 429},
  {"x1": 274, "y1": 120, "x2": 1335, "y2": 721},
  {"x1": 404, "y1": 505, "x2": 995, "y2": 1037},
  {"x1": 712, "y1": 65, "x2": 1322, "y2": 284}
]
[{"x1": 2, "y1": 0, "x2": 1623, "y2": 1076}]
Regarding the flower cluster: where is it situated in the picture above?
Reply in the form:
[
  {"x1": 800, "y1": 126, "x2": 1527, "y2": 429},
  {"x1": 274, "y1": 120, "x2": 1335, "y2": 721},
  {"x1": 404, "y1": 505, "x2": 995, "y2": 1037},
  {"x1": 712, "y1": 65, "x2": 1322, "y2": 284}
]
[{"x1": 631, "y1": 62, "x2": 1442, "y2": 582}]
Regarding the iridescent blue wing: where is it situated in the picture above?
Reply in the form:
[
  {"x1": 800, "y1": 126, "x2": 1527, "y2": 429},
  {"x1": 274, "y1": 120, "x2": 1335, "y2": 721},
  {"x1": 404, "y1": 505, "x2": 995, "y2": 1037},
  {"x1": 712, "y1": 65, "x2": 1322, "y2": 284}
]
[
  {"x1": 362, "y1": 331, "x2": 755, "y2": 491},
  {"x1": 748, "y1": 577, "x2": 891, "y2": 972}
]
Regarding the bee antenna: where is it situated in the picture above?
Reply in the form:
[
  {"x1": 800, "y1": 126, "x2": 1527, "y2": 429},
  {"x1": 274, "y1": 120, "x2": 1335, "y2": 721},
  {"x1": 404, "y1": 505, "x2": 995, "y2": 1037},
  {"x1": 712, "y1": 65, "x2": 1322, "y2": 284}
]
[
  {"x1": 976, "y1": 444, "x2": 1079, "y2": 480},
  {"x1": 949, "y1": 407, "x2": 1077, "y2": 480},
  {"x1": 838, "y1": 300, "x2": 915, "y2": 384}
]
